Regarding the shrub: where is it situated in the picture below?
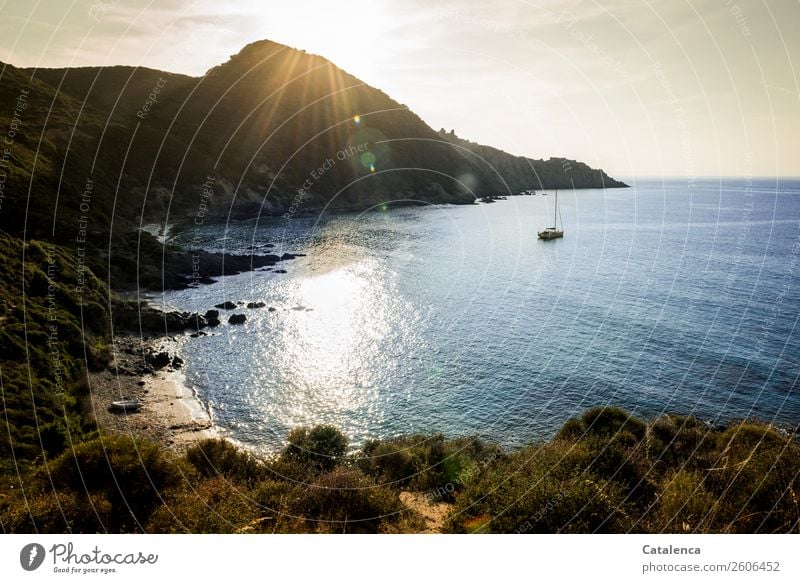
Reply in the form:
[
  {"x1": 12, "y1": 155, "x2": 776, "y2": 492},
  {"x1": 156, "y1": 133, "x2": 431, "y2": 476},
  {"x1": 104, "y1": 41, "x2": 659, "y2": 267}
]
[
  {"x1": 358, "y1": 434, "x2": 500, "y2": 499},
  {"x1": 647, "y1": 415, "x2": 713, "y2": 471},
  {"x1": 556, "y1": 417, "x2": 586, "y2": 440},
  {"x1": 186, "y1": 438, "x2": 262, "y2": 485},
  {"x1": 4, "y1": 408, "x2": 798, "y2": 534},
  {"x1": 251, "y1": 479, "x2": 297, "y2": 531},
  {"x1": 286, "y1": 467, "x2": 404, "y2": 533},
  {"x1": 147, "y1": 477, "x2": 261, "y2": 533},
  {"x1": 42, "y1": 435, "x2": 185, "y2": 532},
  {"x1": 281, "y1": 425, "x2": 348, "y2": 471},
  {"x1": 703, "y1": 423, "x2": 800, "y2": 533},
  {"x1": 580, "y1": 407, "x2": 646, "y2": 441},
  {"x1": 655, "y1": 470, "x2": 715, "y2": 533},
  {"x1": 445, "y1": 442, "x2": 635, "y2": 533},
  {"x1": 1, "y1": 490, "x2": 113, "y2": 533},
  {"x1": 358, "y1": 438, "x2": 418, "y2": 487},
  {"x1": 576, "y1": 436, "x2": 653, "y2": 507}
]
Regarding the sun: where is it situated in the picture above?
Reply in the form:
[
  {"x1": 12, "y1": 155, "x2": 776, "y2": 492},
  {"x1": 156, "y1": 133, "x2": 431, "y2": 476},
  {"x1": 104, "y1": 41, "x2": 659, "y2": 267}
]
[{"x1": 249, "y1": 0, "x2": 388, "y2": 77}]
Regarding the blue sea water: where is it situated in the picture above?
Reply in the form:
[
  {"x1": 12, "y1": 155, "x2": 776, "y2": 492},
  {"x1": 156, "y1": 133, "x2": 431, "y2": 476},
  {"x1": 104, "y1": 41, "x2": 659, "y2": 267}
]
[{"x1": 157, "y1": 178, "x2": 800, "y2": 453}]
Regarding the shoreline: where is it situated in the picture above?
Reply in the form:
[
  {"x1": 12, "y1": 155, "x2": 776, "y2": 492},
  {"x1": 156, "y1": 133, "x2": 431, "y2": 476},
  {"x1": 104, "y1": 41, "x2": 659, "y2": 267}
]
[{"x1": 88, "y1": 333, "x2": 216, "y2": 452}]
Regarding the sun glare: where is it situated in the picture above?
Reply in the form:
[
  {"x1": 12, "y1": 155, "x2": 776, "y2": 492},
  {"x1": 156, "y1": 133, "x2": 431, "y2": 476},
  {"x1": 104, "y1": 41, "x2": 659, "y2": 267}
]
[
  {"x1": 278, "y1": 262, "x2": 388, "y2": 414},
  {"x1": 252, "y1": 1, "x2": 388, "y2": 77}
]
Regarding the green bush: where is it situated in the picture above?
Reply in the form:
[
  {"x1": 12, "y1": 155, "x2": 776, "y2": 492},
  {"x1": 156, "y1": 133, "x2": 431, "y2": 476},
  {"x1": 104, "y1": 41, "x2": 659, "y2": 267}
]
[
  {"x1": 147, "y1": 477, "x2": 261, "y2": 533},
  {"x1": 42, "y1": 435, "x2": 186, "y2": 532},
  {"x1": 702, "y1": 423, "x2": 800, "y2": 533},
  {"x1": 647, "y1": 415, "x2": 713, "y2": 471},
  {"x1": 281, "y1": 425, "x2": 348, "y2": 471},
  {"x1": 286, "y1": 467, "x2": 404, "y2": 533},
  {"x1": 186, "y1": 438, "x2": 262, "y2": 485},
  {"x1": 445, "y1": 442, "x2": 633, "y2": 533},
  {"x1": 358, "y1": 434, "x2": 500, "y2": 499},
  {"x1": 556, "y1": 417, "x2": 586, "y2": 440},
  {"x1": 4, "y1": 405, "x2": 799, "y2": 534},
  {"x1": 358, "y1": 435, "x2": 436, "y2": 488},
  {"x1": 656, "y1": 470, "x2": 715, "y2": 533},
  {"x1": 580, "y1": 406, "x2": 646, "y2": 441}
]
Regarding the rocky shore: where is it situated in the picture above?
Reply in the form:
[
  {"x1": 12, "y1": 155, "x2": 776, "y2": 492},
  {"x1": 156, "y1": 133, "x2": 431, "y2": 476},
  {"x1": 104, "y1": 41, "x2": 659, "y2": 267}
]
[
  {"x1": 88, "y1": 333, "x2": 214, "y2": 451},
  {"x1": 91, "y1": 285, "x2": 287, "y2": 449},
  {"x1": 134, "y1": 248, "x2": 305, "y2": 291},
  {"x1": 84, "y1": 222, "x2": 309, "y2": 449}
]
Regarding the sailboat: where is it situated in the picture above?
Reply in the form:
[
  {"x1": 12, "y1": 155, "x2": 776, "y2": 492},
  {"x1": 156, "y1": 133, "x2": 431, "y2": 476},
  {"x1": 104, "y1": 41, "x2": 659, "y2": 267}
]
[{"x1": 538, "y1": 188, "x2": 564, "y2": 240}]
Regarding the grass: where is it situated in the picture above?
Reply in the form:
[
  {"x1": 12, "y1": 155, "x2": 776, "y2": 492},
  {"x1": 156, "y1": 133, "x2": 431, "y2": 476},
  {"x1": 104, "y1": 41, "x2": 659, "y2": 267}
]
[
  {"x1": 0, "y1": 233, "x2": 110, "y2": 472},
  {"x1": 2, "y1": 412, "x2": 798, "y2": 533}
]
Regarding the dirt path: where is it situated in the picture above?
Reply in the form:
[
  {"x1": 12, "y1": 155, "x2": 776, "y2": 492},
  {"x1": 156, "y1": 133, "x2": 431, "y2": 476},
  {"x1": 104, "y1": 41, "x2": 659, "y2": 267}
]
[{"x1": 399, "y1": 491, "x2": 453, "y2": 533}]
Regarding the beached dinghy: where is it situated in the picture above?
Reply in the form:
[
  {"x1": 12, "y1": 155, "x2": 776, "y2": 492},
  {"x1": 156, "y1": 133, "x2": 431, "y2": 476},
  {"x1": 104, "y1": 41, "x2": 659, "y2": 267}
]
[{"x1": 109, "y1": 399, "x2": 143, "y2": 413}]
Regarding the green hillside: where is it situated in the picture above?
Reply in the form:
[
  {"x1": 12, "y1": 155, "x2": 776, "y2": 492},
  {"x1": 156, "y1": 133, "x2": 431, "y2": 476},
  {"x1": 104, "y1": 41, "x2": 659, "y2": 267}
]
[
  {"x1": 2, "y1": 39, "x2": 625, "y2": 243},
  {"x1": 0, "y1": 232, "x2": 110, "y2": 470}
]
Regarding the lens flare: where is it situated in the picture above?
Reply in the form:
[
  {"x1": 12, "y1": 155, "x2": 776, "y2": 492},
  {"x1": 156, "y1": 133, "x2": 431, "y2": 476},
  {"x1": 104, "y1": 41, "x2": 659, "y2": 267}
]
[{"x1": 360, "y1": 151, "x2": 376, "y2": 170}]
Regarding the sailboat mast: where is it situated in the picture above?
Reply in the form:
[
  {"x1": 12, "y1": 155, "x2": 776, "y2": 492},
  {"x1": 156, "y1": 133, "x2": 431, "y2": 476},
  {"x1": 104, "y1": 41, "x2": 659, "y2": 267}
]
[{"x1": 554, "y1": 188, "x2": 558, "y2": 228}]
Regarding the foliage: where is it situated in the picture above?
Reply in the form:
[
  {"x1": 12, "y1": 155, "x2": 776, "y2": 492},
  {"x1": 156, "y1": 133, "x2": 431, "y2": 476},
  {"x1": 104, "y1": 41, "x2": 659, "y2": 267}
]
[
  {"x1": 281, "y1": 425, "x2": 348, "y2": 471},
  {"x1": 357, "y1": 434, "x2": 501, "y2": 500},
  {"x1": 2, "y1": 412, "x2": 798, "y2": 534},
  {"x1": 186, "y1": 438, "x2": 263, "y2": 485},
  {"x1": 446, "y1": 414, "x2": 800, "y2": 534},
  {"x1": 2, "y1": 435, "x2": 186, "y2": 532},
  {"x1": 0, "y1": 233, "x2": 109, "y2": 469},
  {"x1": 444, "y1": 440, "x2": 633, "y2": 533},
  {"x1": 147, "y1": 477, "x2": 264, "y2": 534},
  {"x1": 284, "y1": 467, "x2": 403, "y2": 533}
]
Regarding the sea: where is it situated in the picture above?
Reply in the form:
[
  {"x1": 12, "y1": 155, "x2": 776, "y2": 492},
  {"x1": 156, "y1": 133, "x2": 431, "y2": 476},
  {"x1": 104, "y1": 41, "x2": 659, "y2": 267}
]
[{"x1": 153, "y1": 178, "x2": 800, "y2": 453}]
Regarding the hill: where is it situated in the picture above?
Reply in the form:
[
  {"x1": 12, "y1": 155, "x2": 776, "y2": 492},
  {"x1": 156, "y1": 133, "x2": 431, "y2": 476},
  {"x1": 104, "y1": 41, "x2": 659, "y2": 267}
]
[
  {"x1": 438, "y1": 129, "x2": 626, "y2": 191},
  {"x1": 1, "y1": 39, "x2": 625, "y2": 242}
]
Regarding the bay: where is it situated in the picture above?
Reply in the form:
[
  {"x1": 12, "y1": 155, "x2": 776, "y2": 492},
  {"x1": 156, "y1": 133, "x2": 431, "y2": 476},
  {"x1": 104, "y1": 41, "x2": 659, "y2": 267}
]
[{"x1": 156, "y1": 178, "x2": 800, "y2": 454}]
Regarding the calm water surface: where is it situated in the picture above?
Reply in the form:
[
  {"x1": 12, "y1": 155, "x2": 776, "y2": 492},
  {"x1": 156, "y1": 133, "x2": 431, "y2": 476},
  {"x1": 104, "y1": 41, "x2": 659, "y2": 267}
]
[{"x1": 157, "y1": 179, "x2": 800, "y2": 453}]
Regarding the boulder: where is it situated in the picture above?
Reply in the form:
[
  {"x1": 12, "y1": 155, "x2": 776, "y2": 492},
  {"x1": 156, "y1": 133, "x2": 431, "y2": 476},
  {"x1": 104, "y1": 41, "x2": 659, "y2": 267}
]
[
  {"x1": 204, "y1": 309, "x2": 221, "y2": 327},
  {"x1": 147, "y1": 351, "x2": 171, "y2": 370},
  {"x1": 214, "y1": 301, "x2": 237, "y2": 310},
  {"x1": 228, "y1": 314, "x2": 247, "y2": 325},
  {"x1": 246, "y1": 302, "x2": 266, "y2": 309},
  {"x1": 172, "y1": 356, "x2": 184, "y2": 368}
]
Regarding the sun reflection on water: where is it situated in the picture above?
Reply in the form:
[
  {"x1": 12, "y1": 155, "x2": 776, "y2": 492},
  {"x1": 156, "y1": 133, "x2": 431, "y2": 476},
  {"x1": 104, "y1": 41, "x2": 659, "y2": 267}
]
[{"x1": 274, "y1": 259, "x2": 393, "y2": 425}]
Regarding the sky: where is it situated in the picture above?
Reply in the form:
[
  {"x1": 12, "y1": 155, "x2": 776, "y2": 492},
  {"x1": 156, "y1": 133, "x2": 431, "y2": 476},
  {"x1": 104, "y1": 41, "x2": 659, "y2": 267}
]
[{"x1": 1, "y1": 0, "x2": 798, "y2": 178}]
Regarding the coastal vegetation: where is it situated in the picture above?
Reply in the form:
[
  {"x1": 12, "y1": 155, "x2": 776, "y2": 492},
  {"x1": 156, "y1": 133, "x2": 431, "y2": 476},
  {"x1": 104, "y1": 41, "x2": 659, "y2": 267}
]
[
  {"x1": 0, "y1": 233, "x2": 110, "y2": 472},
  {"x1": 2, "y1": 405, "x2": 798, "y2": 533}
]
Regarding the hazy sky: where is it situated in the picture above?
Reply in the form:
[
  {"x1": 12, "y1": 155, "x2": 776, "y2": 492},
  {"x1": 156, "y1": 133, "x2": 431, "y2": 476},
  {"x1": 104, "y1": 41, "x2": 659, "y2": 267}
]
[{"x1": 2, "y1": 0, "x2": 798, "y2": 178}]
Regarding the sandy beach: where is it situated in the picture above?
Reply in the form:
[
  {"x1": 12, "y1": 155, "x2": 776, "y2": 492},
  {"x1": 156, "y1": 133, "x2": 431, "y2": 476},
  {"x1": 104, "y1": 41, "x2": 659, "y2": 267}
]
[{"x1": 88, "y1": 334, "x2": 215, "y2": 451}]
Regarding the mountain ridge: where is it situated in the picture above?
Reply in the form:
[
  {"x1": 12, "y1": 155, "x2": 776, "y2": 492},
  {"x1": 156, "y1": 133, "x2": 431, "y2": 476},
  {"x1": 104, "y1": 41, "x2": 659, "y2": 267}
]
[{"x1": 0, "y1": 38, "x2": 626, "y2": 241}]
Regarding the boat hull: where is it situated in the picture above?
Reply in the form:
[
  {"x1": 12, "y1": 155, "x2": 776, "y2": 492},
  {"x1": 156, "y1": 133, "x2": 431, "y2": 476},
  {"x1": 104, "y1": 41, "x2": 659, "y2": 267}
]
[
  {"x1": 109, "y1": 400, "x2": 143, "y2": 413},
  {"x1": 538, "y1": 229, "x2": 564, "y2": 240}
]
